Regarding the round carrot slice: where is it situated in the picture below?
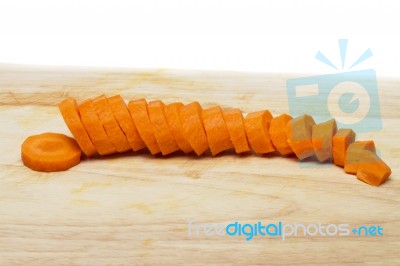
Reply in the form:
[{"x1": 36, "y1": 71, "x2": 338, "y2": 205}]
[
  {"x1": 92, "y1": 95, "x2": 132, "y2": 153},
  {"x1": 179, "y1": 102, "x2": 209, "y2": 156},
  {"x1": 222, "y1": 108, "x2": 250, "y2": 154},
  {"x1": 78, "y1": 99, "x2": 117, "y2": 156},
  {"x1": 285, "y1": 114, "x2": 315, "y2": 160},
  {"x1": 269, "y1": 114, "x2": 293, "y2": 156},
  {"x1": 148, "y1": 100, "x2": 179, "y2": 155},
  {"x1": 107, "y1": 95, "x2": 146, "y2": 152},
  {"x1": 21, "y1": 132, "x2": 81, "y2": 172},
  {"x1": 58, "y1": 98, "x2": 97, "y2": 157},
  {"x1": 164, "y1": 102, "x2": 193, "y2": 153},
  {"x1": 243, "y1": 110, "x2": 276, "y2": 154},
  {"x1": 127, "y1": 99, "x2": 161, "y2": 155},
  {"x1": 202, "y1": 106, "x2": 233, "y2": 155}
]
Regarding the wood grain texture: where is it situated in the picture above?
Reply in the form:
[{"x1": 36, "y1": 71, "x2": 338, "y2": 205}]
[{"x1": 0, "y1": 64, "x2": 399, "y2": 265}]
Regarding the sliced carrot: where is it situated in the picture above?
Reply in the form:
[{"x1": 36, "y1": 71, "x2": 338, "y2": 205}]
[
  {"x1": 148, "y1": 100, "x2": 180, "y2": 155},
  {"x1": 78, "y1": 99, "x2": 117, "y2": 155},
  {"x1": 21, "y1": 132, "x2": 81, "y2": 172},
  {"x1": 286, "y1": 114, "x2": 315, "y2": 160},
  {"x1": 243, "y1": 110, "x2": 275, "y2": 154},
  {"x1": 332, "y1": 129, "x2": 355, "y2": 167},
  {"x1": 311, "y1": 119, "x2": 337, "y2": 162},
  {"x1": 269, "y1": 114, "x2": 293, "y2": 156},
  {"x1": 107, "y1": 95, "x2": 146, "y2": 152},
  {"x1": 202, "y1": 106, "x2": 233, "y2": 155},
  {"x1": 58, "y1": 98, "x2": 97, "y2": 157},
  {"x1": 127, "y1": 99, "x2": 161, "y2": 155},
  {"x1": 164, "y1": 102, "x2": 193, "y2": 153},
  {"x1": 356, "y1": 152, "x2": 391, "y2": 186},
  {"x1": 92, "y1": 95, "x2": 131, "y2": 153},
  {"x1": 344, "y1": 141, "x2": 376, "y2": 174},
  {"x1": 179, "y1": 102, "x2": 209, "y2": 156},
  {"x1": 222, "y1": 108, "x2": 250, "y2": 154},
  {"x1": 344, "y1": 141, "x2": 391, "y2": 186}
]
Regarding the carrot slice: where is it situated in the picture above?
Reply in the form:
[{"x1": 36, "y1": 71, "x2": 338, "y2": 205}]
[
  {"x1": 243, "y1": 110, "x2": 275, "y2": 154},
  {"x1": 148, "y1": 100, "x2": 180, "y2": 155},
  {"x1": 222, "y1": 108, "x2": 250, "y2": 154},
  {"x1": 332, "y1": 129, "x2": 355, "y2": 167},
  {"x1": 78, "y1": 99, "x2": 117, "y2": 155},
  {"x1": 127, "y1": 99, "x2": 161, "y2": 155},
  {"x1": 164, "y1": 102, "x2": 193, "y2": 153},
  {"x1": 269, "y1": 114, "x2": 293, "y2": 156},
  {"x1": 286, "y1": 114, "x2": 315, "y2": 160},
  {"x1": 179, "y1": 102, "x2": 209, "y2": 156},
  {"x1": 202, "y1": 106, "x2": 233, "y2": 155},
  {"x1": 107, "y1": 95, "x2": 146, "y2": 152},
  {"x1": 21, "y1": 132, "x2": 81, "y2": 172},
  {"x1": 58, "y1": 98, "x2": 97, "y2": 157},
  {"x1": 344, "y1": 141, "x2": 376, "y2": 174},
  {"x1": 344, "y1": 141, "x2": 391, "y2": 186},
  {"x1": 311, "y1": 119, "x2": 337, "y2": 162},
  {"x1": 92, "y1": 95, "x2": 132, "y2": 153},
  {"x1": 355, "y1": 152, "x2": 391, "y2": 186}
]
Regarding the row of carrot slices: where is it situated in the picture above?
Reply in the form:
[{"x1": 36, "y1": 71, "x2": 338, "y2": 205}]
[{"x1": 56, "y1": 94, "x2": 390, "y2": 186}]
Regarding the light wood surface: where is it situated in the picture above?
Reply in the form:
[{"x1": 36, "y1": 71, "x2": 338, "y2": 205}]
[{"x1": 0, "y1": 64, "x2": 399, "y2": 265}]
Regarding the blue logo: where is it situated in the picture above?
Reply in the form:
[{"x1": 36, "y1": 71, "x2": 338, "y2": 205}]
[
  {"x1": 286, "y1": 39, "x2": 382, "y2": 133},
  {"x1": 188, "y1": 219, "x2": 384, "y2": 241}
]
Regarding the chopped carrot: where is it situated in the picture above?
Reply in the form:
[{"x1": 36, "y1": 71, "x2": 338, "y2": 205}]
[
  {"x1": 356, "y1": 152, "x2": 391, "y2": 186},
  {"x1": 52, "y1": 95, "x2": 391, "y2": 187},
  {"x1": 269, "y1": 114, "x2": 293, "y2": 156},
  {"x1": 332, "y1": 129, "x2": 355, "y2": 167},
  {"x1": 107, "y1": 95, "x2": 146, "y2": 152},
  {"x1": 243, "y1": 110, "x2": 275, "y2": 154},
  {"x1": 179, "y1": 102, "x2": 209, "y2": 156},
  {"x1": 21, "y1": 133, "x2": 81, "y2": 172},
  {"x1": 164, "y1": 102, "x2": 193, "y2": 153},
  {"x1": 344, "y1": 141, "x2": 391, "y2": 186},
  {"x1": 344, "y1": 141, "x2": 377, "y2": 174},
  {"x1": 92, "y1": 95, "x2": 132, "y2": 153},
  {"x1": 202, "y1": 106, "x2": 233, "y2": 155},
  {"x1": 148, "y1": 100, "x2": 180, "y2": 155},
  {"x1": 311, "y1": 119, "x2": 337, "y2": 162},
  {"x1": 127, "y1": 99, "x2": 161, "y2": 155},
  {"x1": 222, "y1": 108, "x2": 250, "y2": 153},
  {"x1": 78, "y1": 99, "x2": 117, "y2": 155},
  {"x1": 286, "y1": 114, "x2": 315, "y2": 160},
  {"x1": 58, "y1": 98, "x2": 97, "y2": 157}
]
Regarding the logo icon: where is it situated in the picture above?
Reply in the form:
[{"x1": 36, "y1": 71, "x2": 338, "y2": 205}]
[{"x1": 286, "y1": 39, "x2": 382, "y2": 133}]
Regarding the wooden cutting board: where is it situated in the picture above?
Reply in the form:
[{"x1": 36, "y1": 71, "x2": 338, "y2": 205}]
[{"x1": 0, "y1": 64, "x2": 399, "y2": 265}]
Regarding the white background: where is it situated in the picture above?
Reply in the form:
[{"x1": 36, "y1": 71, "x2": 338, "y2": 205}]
[{"x1": 0, "y1": 0, "x2": 399, "y2": 77}]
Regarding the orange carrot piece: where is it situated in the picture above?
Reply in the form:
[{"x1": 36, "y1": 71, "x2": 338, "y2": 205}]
[
  {"x1": 92, "y1": 95, "x2": 131, "y2": 153},
  {"x1": 148, "y1": 100, "x2": 180, "y2": 155},
  {"x1": 21, "y1": 132, "x2": 81, "y2": 172},
  {"x1": 164, "y1": 102, "x2": 193, "y2": 153},
  {"x1": 286, "y1": 114, "x2": 315, "y2": 160},
  {"x1": 243, "y1": 110, "x2": 275, "y2": 154},
  {"x1": 311, "y1": 119, "x2": 337, "y2": 162},
  {"x1": 344, "y1": 141, "x2": 376, "y2": 174},
  {"x1": 222, "y1": 108, "x2": 250, "y2": 154},
  {"x1": 179, "y1": 102, "x2": 209, "y2": 156},
  {"x1": 356, "y1": 152, "x2": 391, "y2": 186},
  {"x1": 58, "y1": 98, "x2": 97, "y2": 157},
  {"x1": 332, "y1": 129, "x2": 355, "y2": 167},
  {"x1": 127, "y1": 99, "x2": 161, "y2": 155},
  {"x1": 269, "y1": 114, "x2": 293, "y2": 156},
  {"x1": 107, "y1": 95, "x2": 146, "y2": 152},
  {"x1": 202, "y1": 106, "x2": 233, "y2": 155},
  {"x1": 78, "y1": 99, "x2": 117, "y2": 155}
]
